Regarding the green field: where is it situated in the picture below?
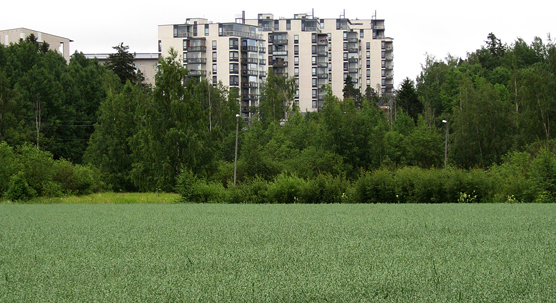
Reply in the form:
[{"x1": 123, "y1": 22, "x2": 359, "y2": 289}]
[{"x1": 1, "y1": 204, "x2": 555, "y2": 302}]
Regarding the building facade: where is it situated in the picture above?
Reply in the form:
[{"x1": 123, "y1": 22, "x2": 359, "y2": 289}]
[
  {"x1": 84, "y1": 53, "x2": 159, "y2": 85},
  {"x1": 0, "y1": 28, "x2": 72, "y2": 61},
  {"x1": 158, "y1": 12, "x2": 393, "y2": 118}
]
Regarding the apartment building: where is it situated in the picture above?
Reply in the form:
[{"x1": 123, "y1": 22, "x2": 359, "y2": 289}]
[
  {"x1": 158, "y1": 12, "x2": 393, "y2": 118},
  {"x1": 84, "y1": 53, "x2": 159, "y2": 85},
  {"x1": 0, "y1": 28, "x2": 72, "y2": 61}
]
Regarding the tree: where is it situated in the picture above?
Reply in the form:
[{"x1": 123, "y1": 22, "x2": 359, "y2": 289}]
[
  {"x1": 258, "y1": 68, "x2": 297, "y2": 125},
  {"x1": 106, "y1": 43, "x2": 143, "y2": 85},
  {"x1": 395, "y1": 77, "x2": 422, "y2": 122},
  {"x1": 342, "y1": 75, "x2": 362, "y2": 107}
]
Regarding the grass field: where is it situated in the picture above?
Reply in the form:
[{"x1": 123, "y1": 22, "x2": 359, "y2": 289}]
[{"x1": 1, "y1": 203, "x2": 555, "y2": 302}]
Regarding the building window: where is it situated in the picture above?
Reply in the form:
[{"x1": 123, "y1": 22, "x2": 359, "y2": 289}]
[
  {"x1": 328, "y1": 33, "x2": 332, "y2": 41},
  {"x1": 312, "y1": 45, "x2": 317, "y2": 54},
  {"x1": 312, "y1": 33, "x2": 316, "y2": 43},
  {"x1": 343, "y1": 32, "x2": 347, "y2": 40},
  {"x1": 312, "y1": 89, "x2": 317, "y2": 98},
  {"x1": 381, "y1": 41, "x2": 385, "y2": 49},
  {"x1": 294, "y1": 35, "x2": 299, "y2": 44},
  {"x1": 230, "y1": 75, "x2": 239, "y2": 86},
  {"x1": 312, "y1": 100, "x2": 317, "y2": 108},
  {"x1": 382, "y1": 51, "x2": 385, "y2": 58},
  {"x1": 312, "y1": 67, "x2": 317, "y2": 76},
  {"x1": 229, "y1": 51, "x2": 239, "y2": 61},
  {"x1": 343, "y1": 62, "x2": 348, "y2": 71},
  {"x1": 274, "y1": 20, "x2": 279, "y2": 31},
  {"x1": 360, "y1": 29, "x2": 364, "y2": 38},
  {"x1": 367, "y1": 60, "x2": 370, "y2": 68},
  {"x1": 312, "y1": 78, "x2": 317, "y2": 87},
  {"x1": 366, "y1": 51, "x2": 370, "y2": 59},
  {"x1": 229, "y1": 38, "x2": 238, "y2": 49},
  {"x1": 212, "y1": 40, "x2": 217, "y2": 50},
  {"x1": 294, "y1": 56, "x2": 299, "y2": 65},
  {"x1": 366, "y1": 69, "x2": 370, "y2": 77},
  {"x1": 366, "y1": 42, "x2": 370, "y2": 50},
  {"x1": 382, "y1": 69, "x2": 385, "y2": 76},
  {"x1": 320, "y1": 19, "x2": 325, "y2": 29},
  {"x1": 286, "y1": 20, "x2": 291, "y2": 30},
  {"x1": 343, "y1": 42, "x2": 348, "y2": 51},
  {"x1": 205, "y1": 24, "x2": 209, "y2": 36},
  {"x1": 294, "y1": 67, "x2": 299, "y2": 76},
  {"x1": 183, "y1": 39, "x2": 187, "y2": 51},
  {"x1": 381, "y1": 60, "x2": 385, "y2": 68},
  {"x1": 158, "y1": 40, "x2": 161, "y2": 52},
  {"x1": 312, "y1": 56, "x2": 317, "y2": 65},
  {"x1": 213, "y1": 76, "x2": 217, "y2": 85},
  {"x1": 229, "y1": 63, "x2": 239, "y2": 74},
  {"x1": 295, "y1": 89, "x2": 299, "y2": 98},
  {"x1": 343, "y1": 53, "x2": 348, "y2": 61},
  {"x1": 212, "y1": 64, "x2": 217, "y2": 74},
  {"x1": 212, "y1": 52, "x2": 217, "y2": 62},
  {"x1": 294, "y1": 45, "x2": 299, "y2": 55}
]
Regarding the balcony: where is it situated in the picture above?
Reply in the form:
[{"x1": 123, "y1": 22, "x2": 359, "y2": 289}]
[
  {"x1": 242, "y1": 82, "x2": 258, "y2": 88},
  {"x1": 384, "y1": 75, "x2": 394, "y2": 80},
  {"x1": 348, "y1": 68, "x2": 359, "y2": 73},
  {"x1": 348, "y1": 58, "x2": 358, "y2": 63},
  {"x1": 385, "y1": 46, "x2": 394, "y2": 51},
  {"x1": 259, "y1": 47, "x2": 266, "y2": 53},
  {"x1": 189, "y1": 70, "x2": 207, "y2": 76},
  {"x1": 273, "y1": 50, "x2": 288, "y2": 56},
  {"x1": 259, "y1": 59, "x2": 266, "y2": 65},
  {"x1": 274, "y1": 71, "x2": 288, "y2": 77},
  {"x1": 187, "y1": 46, "x2": 207, "y2": 52},
  {"x1": 230, "y1": 69, "x2": 239, "y2": 75},
  {"x1": 186, "y1": 58, "x2": 207, "y2": 64},
  {"x1": 259, "y1": 71, "x2": 267, "y2": 77},
  {"x1": 385, "y1": 56, "x2": 394, "y2": 61},
  {"x1": 348, "y1": 47, "x2": 359, "y2": 53},
  {"x1": 272, "y1": 60, "x2": 288, "y2": 67},
  {"x1": 317, "y1": 39, "x2": 328, "y2": 46},
  {"x1": 317, "y1": 51, "x2": 328, "y2": 57},
  {"x1": 241, "y1": 46, "x2": 259, "y2": 52},
  {"x1": 384, "y1": 65, "x2": 394, "y2": 70},
  {"x1": 373, "y1": 25, "x2": 385, "y2": 30},
  {"x1": 241, "y1": 58, "x2": 259, "y2": 64},
  {"x1": 303, "y1": 27, "x2": 320, "y2": 32},
  {"x1": 318, "y1": 74, "x2": 328, "y2": 79},
  {"x1": 348, "y1": 38, "x2": 359, "y2": 43},
  {"x1": 242, "y1": 94, "x2": 258, "y2": 101},
  {"x1": 242, "y1": 70, "x2": 258, "y2": 76},
  {"x1": 273, "y1": 39, "x2": 288, "y2": 45},
  {"x1": 317, "y1": 62, "x2": 328, "y2": 68}
]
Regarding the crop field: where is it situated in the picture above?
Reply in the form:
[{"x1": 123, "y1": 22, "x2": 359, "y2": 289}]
[{"x1": 1, "y1": 203, "x2": 555, "y2": 302}]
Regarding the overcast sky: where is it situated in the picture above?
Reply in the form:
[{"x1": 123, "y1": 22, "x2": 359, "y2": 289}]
[{"x1": 3, "y1": 0, "x2": 554, "y2": 88}]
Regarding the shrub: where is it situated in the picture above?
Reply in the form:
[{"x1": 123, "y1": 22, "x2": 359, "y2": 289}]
[
  {"x1": 267, "y1": 173, "x2": 304, "y2": 204},
  {"x1": 6, "y1": 172, "x2": 37, "y2": 202},
  {"x1": 0, "y1": 142, "x2": 22, "y2": 196},
  {"x1": 301, "y1": 173, "x2": 349, "y2": 204},
  {"x1": 355, "y1": 169, "x2": 397, "y2": 203},
  {"x1": 530, "y1": 148, "x2": 556, "y2": 202}
]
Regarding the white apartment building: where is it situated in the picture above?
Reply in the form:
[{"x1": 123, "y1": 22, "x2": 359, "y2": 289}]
[
  {"x1": 84, "y1": 53, "x2": 159, "y2": 85},
  {"x1": 158, "y1": 12, "x2": 393, "y2": 118},
  {"x1": 0, "y1": 28, "x2": 72, "y2": 61}
]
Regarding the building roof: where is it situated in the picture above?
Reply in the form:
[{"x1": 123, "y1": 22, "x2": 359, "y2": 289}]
[{"x1": 0, "y1": 27, "x2": 73, "y2": 42}]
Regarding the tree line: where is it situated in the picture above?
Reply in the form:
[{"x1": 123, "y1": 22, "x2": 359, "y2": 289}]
[{"x1": 1, "y1": 33, "x2": 556, "y2": 202}]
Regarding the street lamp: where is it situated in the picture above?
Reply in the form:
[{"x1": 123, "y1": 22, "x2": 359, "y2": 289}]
[
  {"x1": 442, "y1": 120, "x2": 448, "y2": 169},
  {"x1": 234, "y1": 113, "x2": 240, "y2": 185}
]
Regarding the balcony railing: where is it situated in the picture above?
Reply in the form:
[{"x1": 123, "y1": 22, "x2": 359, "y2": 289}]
[
  {"x1": 348, "y1": 48, "x2": 359, "y2": 53},
  {"x1": 242, "y1": 58, "x2": 259, "y2": 64},
  {"x1": 273, "y1": 39, "x2": 288, "y2": 45},
  {"x1": 187, "y1": 46, "x2": 207, "y2": 52},
  {"x1": 259, "y1": 47, "x2": 266, "y2": 53},
  {"x1": 242, "y1": 70, "x2": 258, "y2": 76},
  {"x1": 242, "y1": 94, "x2": 258, "y2": 101},
  {"x1": 318, "y1": 74, "x2": 328, "y2": 79},
  {"x1": 384, "y1": 65, "x2": 394, "y2": 70},
  {"x1": 242, "y1": 82, "x2": 259, "y2": 88},
  {"x1": 189, "y1": 70, "x2": 207, "y2": 76},
  {"x1": 348, "y1": 38, "x2": 359, "y2": 43},
  {"x1": 348, "y1": 68, "x2": 358, "y2": 73},
  {"x1": 259, "y1": 59, "x2": 266, "y2": 65},
  {"x1": 348, "y1": 58, "x2": 359, "y2": 63},
  {"x1": 385, "y1": 56, "x2": 393, "y2": 61},
  {"x1": 259, "y1": 71, "x2": 267, "y2": 77},
  {"x1": 373, "y1": 25, "x2": 385, "y2": 30},
  {"x1": 272, "y1": 61, "x2": 288, "y2": 67},
  {"x1": 317, "y1": 62, "x2": 328, "y2": 68},
  {"x1": 273, "y1": 50, "x2": 288, "y2": 56},
  {"x1": 186, "y1": 58, "x2": 207, "y2": 64},
  {"x1": 221, "y1": 31, "x2": 263, "y2": 40},
  {"x1": 317, "y1": 40, "x2": 328, "y2": 46},
  {"x1": 241, "y1": 46, "x2": 259, "y2": 52}
]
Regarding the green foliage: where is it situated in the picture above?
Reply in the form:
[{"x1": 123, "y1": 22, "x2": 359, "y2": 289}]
[
  {"x1": 355, "y1": 169, "x2": 397, "y2": 203},
  {"x1": 258, "y1": 68, "x2": 297, "y2": 124},
  {"x1": 5, "y1": 172, "x2": 36, "y2": 202},
  {"x1": 266, "y1": 173, "x2": 304, "y2": 204},
  {"x1": 530, "y1": 148, "x2": 556, "y2": 202}
]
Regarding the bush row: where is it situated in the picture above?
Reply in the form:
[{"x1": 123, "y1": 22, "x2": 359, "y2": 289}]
[
  {"x1": 0, "y1": 142, "x2": 105, "y2": 202},
  {"x1": 177, "y1": 149, "x2": 556, "y2": 203}
]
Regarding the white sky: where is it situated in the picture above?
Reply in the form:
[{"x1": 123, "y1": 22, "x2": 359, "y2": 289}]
[{"x1": 2, "y1": 0, "x2": 554, "y2": 88}]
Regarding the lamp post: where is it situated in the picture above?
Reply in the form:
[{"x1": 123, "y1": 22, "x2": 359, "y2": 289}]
[
  {"x1": 234, "y1": 113, "x2": 240, "y2": 185},
  {"x1": 442, "y1": 119, "x2": 448, "y2": 168}
]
